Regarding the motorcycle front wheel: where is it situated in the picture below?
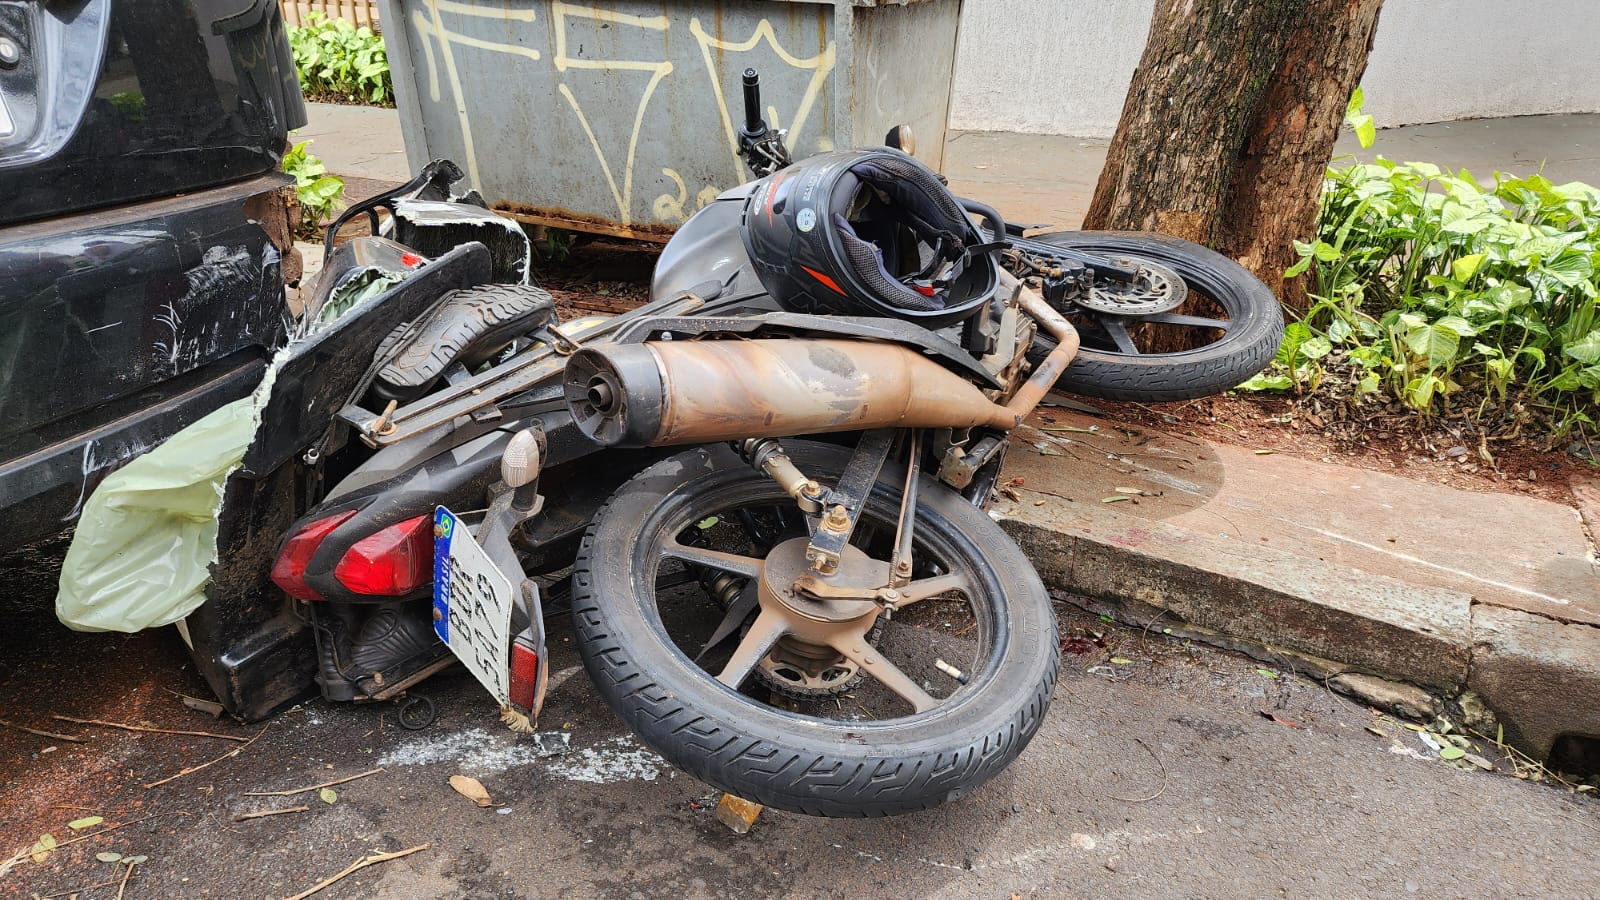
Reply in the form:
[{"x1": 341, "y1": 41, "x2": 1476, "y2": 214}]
[
  {"x1": 570, "y1": 440, "x2": 1060, "y2": 817},
  {"x1": 1027, "y1": 230, "x2": 1284, "y2": 402}
]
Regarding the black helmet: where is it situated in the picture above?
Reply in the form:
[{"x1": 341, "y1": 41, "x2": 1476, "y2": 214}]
[{"x1": 740, "y1": 149, "x2": 998, "y2": 328}]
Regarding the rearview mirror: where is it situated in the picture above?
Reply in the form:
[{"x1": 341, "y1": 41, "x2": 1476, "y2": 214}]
[{"x1": 885, "y1": 124, "x2": 916, "y2": 157}]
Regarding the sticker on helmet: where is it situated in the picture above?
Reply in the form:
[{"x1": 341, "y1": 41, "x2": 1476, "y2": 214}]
[{"x1": 796, "y1": 207, "x2": 817, "y2": 232}]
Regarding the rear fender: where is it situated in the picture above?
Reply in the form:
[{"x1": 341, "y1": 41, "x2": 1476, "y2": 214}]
[{"x1": 238, "y1": 239, "x2": 492, "y2": 477}]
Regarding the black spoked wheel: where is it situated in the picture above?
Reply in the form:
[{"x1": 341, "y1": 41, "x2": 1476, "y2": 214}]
[
  {"x1": 1024, "y1": 230, "x2": 1284, "y2": 402},
  {"x1": 570, "y1": 441, "x2": 1059, "y2": 817}
]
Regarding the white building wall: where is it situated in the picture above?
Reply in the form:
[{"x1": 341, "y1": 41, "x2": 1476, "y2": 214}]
[{"x1": 949, "y1": 0, "x2": 1600, "y2": 137}]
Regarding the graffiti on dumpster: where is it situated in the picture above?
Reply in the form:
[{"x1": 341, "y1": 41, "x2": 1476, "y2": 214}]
[{"x1": 406, "y1": 0, "x2": 838, "y2": 228}]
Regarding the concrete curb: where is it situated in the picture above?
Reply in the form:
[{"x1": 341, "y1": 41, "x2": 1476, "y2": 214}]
[
  {"x1": 995, "y1": 493, "x2": 1600, "y2": 762},
  {"x1": 998, "y1": 499, "x2": 1473, "y2": 690},
  {"x1": 1469, "y1": 606, "x2": 1600, "y2": 762}
]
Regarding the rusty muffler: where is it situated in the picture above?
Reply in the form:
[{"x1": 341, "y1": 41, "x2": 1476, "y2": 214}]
[{"x1": 565, "y1": 328, "x2": 1075, "y2": 449}]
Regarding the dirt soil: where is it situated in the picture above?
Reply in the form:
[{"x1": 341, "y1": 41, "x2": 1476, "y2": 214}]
[
  {"x1": 532, "y1": 237, "x2": 656, "y2": 320},
  {"x1": 1082, "y1": 390, "x2": 1594, "y2": 508}
]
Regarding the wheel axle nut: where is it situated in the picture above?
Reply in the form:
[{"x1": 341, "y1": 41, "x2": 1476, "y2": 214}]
[{"x1": 821, "y1": 504, "x2": 850, "y2": 534}]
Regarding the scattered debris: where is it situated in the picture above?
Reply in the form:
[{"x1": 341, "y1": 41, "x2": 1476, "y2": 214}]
[
  {"x1": 714, "y1": 794, "x2": 763, "y2": 834},
  {"x1": 1107, "y1": 738, "x2": 1169, "y2": 803},
  {"x1": 234, "y1": 806, "x2": 310, "y2": 822},
  {"x1": 0, "y1": 813, "x2": 184, "y2": 880},
  {"x1": 0, "y1": 719, "x2": 86, "y2": 743},
  {"x1": 178, "y1": 695, "x2": 226, "y2": 718},
  {"x1": 144, "y1": 726, "x2": 269, "y2": 788},
  {"x1": 52, "y1": 714, "x2": 245, "y2": 742},
  {"x1": 1329, "y1": 673, "x2": 1440, "y2": 720},
  {"x1": 114, "y1": 856, "x2": 136, "y2": 900},
  {"x1": 245, "y1": 767, "x2": 383, "y2": 797},
  {"x1": 499, "y1": 706, "x2": 535, "y2": 734},
  {"x1": 283, "y1": 844, "x2": 429, "y2": 900},
  {"x1": 378, "y1": 728, "x2": 569, "y2": 773},
  {"x1": 545, "y1": 736, "x2": 662, "y2": 784},
  {"x1": 449, "y1": 775, "x2": 494, "y2": 808},
  {"x1": 1259, "y1": 710, "x2": 1301, "y2": 729}
]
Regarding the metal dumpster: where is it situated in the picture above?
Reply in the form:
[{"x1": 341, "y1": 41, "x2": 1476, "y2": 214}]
[{"x1": 377, "y1": 0, "x2": 963, "y2": 240}]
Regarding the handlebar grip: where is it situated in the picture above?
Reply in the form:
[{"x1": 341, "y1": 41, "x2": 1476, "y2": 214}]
[{"x1": 741, "y1": 68, "x2": 763, "y2": 134}]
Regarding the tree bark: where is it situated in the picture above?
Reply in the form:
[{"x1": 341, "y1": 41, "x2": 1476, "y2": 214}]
[{"x1": 1084, "y1": 0, "x2": 1384, "y2": 311}]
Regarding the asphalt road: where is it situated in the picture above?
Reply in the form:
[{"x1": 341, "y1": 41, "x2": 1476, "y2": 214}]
[{"x1": 3, "y1": 536, "x2": 1597, "y2": 899}]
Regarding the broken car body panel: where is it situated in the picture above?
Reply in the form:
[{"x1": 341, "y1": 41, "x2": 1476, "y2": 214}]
[{"x1": 0, "y1": 0, "x2": 305, "y2": 549}]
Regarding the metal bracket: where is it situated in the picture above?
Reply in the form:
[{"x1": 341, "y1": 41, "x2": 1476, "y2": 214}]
[{"x1": 804, "y1": 430, "x2": 894, "y2": 575}]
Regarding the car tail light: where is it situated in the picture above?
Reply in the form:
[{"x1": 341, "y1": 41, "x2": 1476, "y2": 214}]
[
  {"x1": 333, "y1": 514, "x2": 434, "y2": 596},
  {"x1": 270, "y1": 511, "x2": 356, "y2": 601}
]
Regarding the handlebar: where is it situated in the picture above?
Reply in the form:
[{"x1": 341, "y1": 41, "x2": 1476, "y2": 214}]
[{"x1": 741, "y1": 68, "x2": 764, "y2": 135}]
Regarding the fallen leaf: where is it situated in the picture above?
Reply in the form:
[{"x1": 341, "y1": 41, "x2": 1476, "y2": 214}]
[
  {"x1": 1110, "y1": 657, "x2": 1132, "y2": 665},
  {"x1": 1114, "y1": 486, "x2": 1143, "y2": 495},
  {"x1": 1439, "y1": 746, "x2": 1466, "y2": 761},
  {"x1": 319, "y1": 788, "x2": 338, "y2": 805},
  {"x1": 1259, "y1": 710, "x2": 1301, "y2": 728},
  {"x1": 1101, "y1": 496, "x2": 1131, "y2": 503},
  {"x1": 1254, "y1": 449, "x2": 1276, "y2": 455},
  {"x1": 30, "y1": 834, "x2": 56, "y2": 864},
  {"x1": 449, "y1": 774, "x2": 494, "y2": 808},
  {"x1": 96, "y1": 852, "x2": 123, "y2": 863},
  {"x1": 68, "y1": 816, "x2": 104, "y2": 830},
  {"x1": 1464, "y1": 753, "x2": 1495, "y2": 771},
  {"x1": 125, "y1": 855, "x2": 148, "y2": 865},
  {"x1": 1255, "y1": 668, "x2": 1278, "y2": 679}
]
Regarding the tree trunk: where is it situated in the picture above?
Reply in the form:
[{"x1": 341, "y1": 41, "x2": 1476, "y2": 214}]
[{"x1": 1083, "y1": 0, "x2": 1384, "y2": 311}]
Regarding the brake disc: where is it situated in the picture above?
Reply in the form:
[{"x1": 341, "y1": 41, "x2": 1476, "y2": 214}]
[{"x1": 1077, "y1": 256, "x2": 1188, "y2": 316}]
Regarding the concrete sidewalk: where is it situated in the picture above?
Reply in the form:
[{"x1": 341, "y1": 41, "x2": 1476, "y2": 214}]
[
  {"x1": 994, "y1": 409, "x2": 1599, "y2": 763},
  {"x1": 943, "y1": 113, "x2": 1600, "y2": 231},
  {"x1": 300, "y1": 101, "x2": 1600, "y2": 763}
]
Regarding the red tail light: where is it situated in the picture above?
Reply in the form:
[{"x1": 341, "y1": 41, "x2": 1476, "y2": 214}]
[
  {"x1": 270, "y1": 511, "x2": 356, "y2": 601},
  {"x1": 333, "y1": 514, "x2": 434, "y2": 596},
  {"x1": 509, "y1": 638, "x2": 540, "y2": 714}
]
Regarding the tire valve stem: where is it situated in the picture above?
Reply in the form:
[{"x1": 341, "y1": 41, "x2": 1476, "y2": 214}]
[{"x1": 934, "y1": 658, "x2": 970, "y2": 685}]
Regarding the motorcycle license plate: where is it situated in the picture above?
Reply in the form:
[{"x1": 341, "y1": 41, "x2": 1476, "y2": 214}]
[{"x1": 432, "y1": 507, "x2": 513, "y2": 706}]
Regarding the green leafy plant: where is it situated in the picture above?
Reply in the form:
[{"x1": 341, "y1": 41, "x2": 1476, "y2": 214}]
[
  {"x1": 283, "y1": 139, "x2": 346, "y2": 240},
  {"x1": 288, "y1": 13, "x2": 392, "y2": 106},
  {"x1": 1244, "y1": 91, "x2": 1600, "y2": 442}
]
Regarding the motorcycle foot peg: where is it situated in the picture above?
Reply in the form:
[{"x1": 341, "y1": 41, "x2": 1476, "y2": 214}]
[{"x1": 714, "y1": 793, "x2": 764, "y2": 834}]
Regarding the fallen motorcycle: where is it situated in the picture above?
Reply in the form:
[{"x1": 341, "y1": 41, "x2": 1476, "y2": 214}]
[{"x1": 192, "y1": 70, "x2": 1282, "y2": 816}]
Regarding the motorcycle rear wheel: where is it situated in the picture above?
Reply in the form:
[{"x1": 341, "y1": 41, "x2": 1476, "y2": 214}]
[
  {"x1": 1027, "y1": 230, "x2": 1284, "y2": 402},
  {"x1": 570, "y1": 441, "x2": 1060, "y2": 817}
]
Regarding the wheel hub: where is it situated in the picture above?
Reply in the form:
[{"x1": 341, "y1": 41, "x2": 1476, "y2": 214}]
[
  {"x1": 750, "y1": 537, "x2": 892, "y2": 698},
  {"x1": 761, "y1": 537, "x2": 888, "y2": 626},
  {"x1": 1078, "y1": 256, "x2": 1188, "y2": 316}
]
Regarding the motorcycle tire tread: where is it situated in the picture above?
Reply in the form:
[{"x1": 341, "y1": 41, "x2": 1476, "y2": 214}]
[
  {"x1": 376, "y1": 283, "x2": 555, "y2": 392},
  {"x1": 569, "y1": 441, "x2": 1060, "y2": 818}
]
